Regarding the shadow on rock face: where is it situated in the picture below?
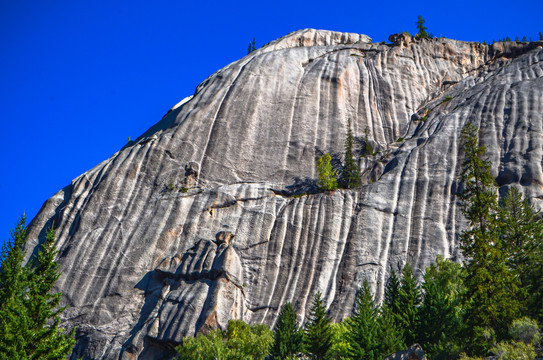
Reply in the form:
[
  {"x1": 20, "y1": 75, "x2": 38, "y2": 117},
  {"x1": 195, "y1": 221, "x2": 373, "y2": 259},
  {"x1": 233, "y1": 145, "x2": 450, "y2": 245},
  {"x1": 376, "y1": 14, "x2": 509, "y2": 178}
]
[{"x1": 119, "y1": 231, "x2": 245, "y2": 360}]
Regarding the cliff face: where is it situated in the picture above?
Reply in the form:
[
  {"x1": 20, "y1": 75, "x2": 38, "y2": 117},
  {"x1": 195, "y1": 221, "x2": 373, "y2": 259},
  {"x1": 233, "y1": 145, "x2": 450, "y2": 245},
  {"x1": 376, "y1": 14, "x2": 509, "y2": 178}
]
[{"x1": 26, "y1": 29, "x2": 543, "y2": 359}]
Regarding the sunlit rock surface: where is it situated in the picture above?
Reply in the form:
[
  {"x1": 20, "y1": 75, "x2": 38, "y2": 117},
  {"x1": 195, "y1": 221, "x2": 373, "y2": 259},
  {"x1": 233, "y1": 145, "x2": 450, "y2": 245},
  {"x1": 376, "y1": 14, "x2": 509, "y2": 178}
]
[{"x1": 25, "y1": 29, "x2": 543, "y2": 359}]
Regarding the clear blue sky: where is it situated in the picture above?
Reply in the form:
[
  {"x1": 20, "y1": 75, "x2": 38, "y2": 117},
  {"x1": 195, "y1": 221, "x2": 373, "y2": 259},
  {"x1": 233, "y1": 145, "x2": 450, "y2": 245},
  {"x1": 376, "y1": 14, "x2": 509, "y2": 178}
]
[{"x1": 1, "y1": 0, "x2": 542, "y2": 246}]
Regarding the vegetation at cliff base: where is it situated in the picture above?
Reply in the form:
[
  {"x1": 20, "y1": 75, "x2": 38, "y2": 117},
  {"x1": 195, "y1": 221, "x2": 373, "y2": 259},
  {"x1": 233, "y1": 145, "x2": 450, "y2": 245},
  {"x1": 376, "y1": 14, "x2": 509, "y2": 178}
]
[
  {"x1": 178, "y1": 121, "x2": 542, "y2": 360},
  {"x1": 0, "y1": 216, "x2": 75, "y2": 359}
]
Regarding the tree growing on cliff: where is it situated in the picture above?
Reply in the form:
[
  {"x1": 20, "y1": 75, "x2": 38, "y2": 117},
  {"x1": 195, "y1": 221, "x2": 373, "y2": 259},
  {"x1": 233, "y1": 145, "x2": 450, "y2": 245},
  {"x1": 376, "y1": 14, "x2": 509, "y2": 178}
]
[
  {"x1": 317, "y1": 153, "x2": 338, "y2": 191},
  {"x1": 415, "y1": 15, "x2": 431, "y2": 39},
  {"x1": 342, "y1": 119, "x2": 361, "y2": 189},
  {"x1": 0, "y1": 216, "x2": 75, "y2": 359}
]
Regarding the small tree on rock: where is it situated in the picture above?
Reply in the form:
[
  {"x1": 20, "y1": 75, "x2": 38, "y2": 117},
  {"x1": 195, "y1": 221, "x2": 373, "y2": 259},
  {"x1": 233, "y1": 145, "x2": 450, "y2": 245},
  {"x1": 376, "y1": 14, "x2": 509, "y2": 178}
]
[
  {"x1": 416, "y1": 15, "x2": 432, "y2": 39},
  {"x1": 317, "y1": 153, "x2": 338, "y2": 191},
  {"x1": 342, "y1": 119, "x2": 361, "y2": 189}
]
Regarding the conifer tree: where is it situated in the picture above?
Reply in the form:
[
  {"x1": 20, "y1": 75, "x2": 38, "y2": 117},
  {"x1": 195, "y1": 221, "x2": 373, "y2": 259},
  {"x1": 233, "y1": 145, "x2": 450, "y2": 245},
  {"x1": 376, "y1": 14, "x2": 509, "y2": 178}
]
[
  {"x1": 342, "y1": 119, "x2": 361, "y2": 189},
  {"x1": 383, "y1": 270, "x2": 401, "y2": 317},
  {"x1": 415, "y1": 15, "x2": 429, "y2": 39},
  {"x1": 396, "y1": 263, "x2": 422, "y2": 346},
  {"x1": 304, "y1": 291, "x2": 332, "y2": 360},
  {"x1": 499, "y1": 187, "x2": 543, "y2": 322},
  {"x1": 271, "y1": 302, "x2": 303, "y2": 360},
  {"x1": 417, "y1": 258, "x2": 464, "y2": 359},
  {"x1": 345, "y1": 280, "x2": 379, "y2": 360},
  {"x1": 376, "y1": 306, "x2": 404, "y2": 357},
  {"x1": 459, "y1": 122, "x2": 521, "y2": 354},
  {"x1": 0, "y1": 217, "x2": 75, "y2": 359}
]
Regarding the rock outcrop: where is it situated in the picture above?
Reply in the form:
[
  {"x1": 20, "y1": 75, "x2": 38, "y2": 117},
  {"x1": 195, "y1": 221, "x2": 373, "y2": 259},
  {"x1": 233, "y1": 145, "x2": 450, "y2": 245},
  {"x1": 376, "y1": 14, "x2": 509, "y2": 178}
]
[
  {"x1": 384, "y1": 344, "x2": 426, "y2": 360},
  {"x1": 25, "y1": 29, "x2": 543, "y2": 359}
]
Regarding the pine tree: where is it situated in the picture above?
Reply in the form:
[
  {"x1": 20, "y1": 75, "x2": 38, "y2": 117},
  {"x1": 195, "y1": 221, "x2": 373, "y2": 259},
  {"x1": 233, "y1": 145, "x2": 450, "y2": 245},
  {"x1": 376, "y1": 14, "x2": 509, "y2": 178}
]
[
  {"x1": 342, "y1": 119, "x2": 361, "y2": 189},
  {"x1": 345, "y1": 280, "x2": 379, "y2": 360},
  {"x1": 499, "y1": 187, "x2": 543, "y2": 322},
  {"x1": 383, "y1": 270, "x2": 401, "y2": 317},
  {"x1": 415, "y1": 15, "x2": 429, "y2": 39},
  {"x1": 248, "y1": 38, "x2": 256, "y2": 54},
  {"x1": 0, "y1": 215, "x2": 31, "y2": 359},
  {"x1": 271, "y1": 302, "x2": 303, "y2": 360},
  {"x1": 304, "y1": 291, "x2": 332, "y2": 360},
  {"x1": 417, "y1": 257, "x2": 464, "y2": 359},
  {"x1": 0, "y1": 217, "x2": 75, "y2": 359},
  {"x1": 459, "y1": 122, "x2": 521, "y2": 354},
  {"x1": 396, "y1": 263, "x2": 422, "y2": 346},
  {"x1": 317, "y1": 153, "x2": 338, "y2": 191},
  {"x1": 376, "y1": 306, "x2": 404, "y2": 358},
  {"x1": 540, "y1": 32, "x2": 543, "y2": 40}
]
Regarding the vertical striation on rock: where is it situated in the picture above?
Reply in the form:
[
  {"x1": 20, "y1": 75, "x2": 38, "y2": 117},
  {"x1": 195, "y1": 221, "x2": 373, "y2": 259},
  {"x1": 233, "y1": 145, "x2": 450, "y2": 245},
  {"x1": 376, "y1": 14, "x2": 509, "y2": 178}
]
[{"x1": 24, "y1": 29, "x2": 543, "y2": 359}]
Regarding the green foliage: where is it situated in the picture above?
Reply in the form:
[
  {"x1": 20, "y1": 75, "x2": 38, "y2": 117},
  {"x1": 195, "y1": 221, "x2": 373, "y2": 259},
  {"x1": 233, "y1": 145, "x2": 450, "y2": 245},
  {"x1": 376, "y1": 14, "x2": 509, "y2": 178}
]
[
  {"x1": 499, "y1": 188, "x2": 543, "y2": 321},
  {"x1": 383, "y1": 270, "x2": 401, "y2": 321},
  {"x1": 317, "y1": 153, "x2": 338, "y2": 191},
  {"x1": 415, "y1": 15, "x2": 431, "y2": 39},
  {"x1": 247, "y1": 38, "x2": 256, "y2": 54},
  {"x1": 177, "y1": 330, "x2": 226, "y2": 360},
  {"x1": 342, "y1": 119, "x2": 361, "y2": 189},
  {"x1": 396, "y1": 263, "x2": 422, "y2": 346},
  {"x1": 491, "y1": 341, "x2": 536, "y2": 360},
  {"x1": 362, "y1": 127, "x2": 373, "y2": 156},
  {"x1": 176, "y1": 320, "x2": 273, "y2": 360},
  {"x1": 271, "y1": 302, "x2": 303, "y2": 360},
  {"x1": 396, "y1": 137, "x2": 404, "y2": 143},
  {"x1": 459, "y1": 122, "x2": 522, "y2": 354},
  {"x1": 376, "y1": 306, "x2": 404, "y2": 357},
  {"x1": 345, "y1": 280, "x2": 380, "y2": 360},
  {"x1": 417, "y1": 257, "x2": 464, "y2": 359},
  {"x1": 508, "y1": 317, "x2": 540, "y2": 345},
  {"x1": 304, "y1": 291, "x2": 333, "y2": 360},
  {"x1": 328, "y1": 321, "x2": 350, "y2": 360},
  {"x1": 0, "y1": 216, "x2": 75, "y2": 360}
]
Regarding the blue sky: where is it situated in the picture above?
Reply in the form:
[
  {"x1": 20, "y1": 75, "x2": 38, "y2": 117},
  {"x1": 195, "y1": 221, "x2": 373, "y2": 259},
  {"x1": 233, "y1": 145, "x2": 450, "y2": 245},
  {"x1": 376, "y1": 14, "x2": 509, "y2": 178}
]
[{"x1": 1, "y1": 0, "x2": 542, "y2": 246}]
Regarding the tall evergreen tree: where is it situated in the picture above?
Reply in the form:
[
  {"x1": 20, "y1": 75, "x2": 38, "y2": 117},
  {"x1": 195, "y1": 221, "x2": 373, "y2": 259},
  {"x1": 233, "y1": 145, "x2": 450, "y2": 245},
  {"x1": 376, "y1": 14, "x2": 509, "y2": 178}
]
[
  {"x1": 345, "y1": 280, "x2": 379, "y2": 360},
  {"x1": 396, "y1": 263, "x2": 422, "y2": 346},
  {"x1": 417, "y1": 257, "x2": 464, "y2": 359},
  {"x1": 0, "y1": 217, "x2": 75, "y2": 360},
  {"x1": 271, "y1": 302, "x2": 303, "y2": 360},
  {"x1": 415, "y1": 15, "x2": 429, "y2": 38},
  {"x1": 459, "y1": 122, "x2": 521, "y2": 354},
  {"x1": 499, "y1": 187, "x2": 543, "y2": 322},
  {"x1": 342, "y1": 119, "x2": 361, "y2": 189},
  {"x1": 383, "y1": 270, "x2": 401, "y2": 317},
  {"x1": 376, "y1": 306, "x2": 404, "y2": 358},
  {"x1": 0, "y1": 215, "x2": 31, "y2": 360},
  {"x1": 304, "y1": 291, "x2": 333, "y2": 360}
]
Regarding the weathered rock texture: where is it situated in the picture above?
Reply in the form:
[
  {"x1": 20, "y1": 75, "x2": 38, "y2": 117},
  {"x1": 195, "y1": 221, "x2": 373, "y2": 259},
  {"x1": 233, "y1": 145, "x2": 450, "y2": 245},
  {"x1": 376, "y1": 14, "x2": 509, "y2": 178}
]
[{"x1": 25, "y1": 29, "x2": 543, "y2": 359}]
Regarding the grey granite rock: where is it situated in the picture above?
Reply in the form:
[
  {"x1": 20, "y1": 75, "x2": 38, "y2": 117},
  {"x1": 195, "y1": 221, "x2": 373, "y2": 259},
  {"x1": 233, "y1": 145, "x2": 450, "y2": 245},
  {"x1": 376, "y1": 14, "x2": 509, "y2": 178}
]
[
  {"x1": 24, "y1": 29, "x2": 543, "y2": 359},
  {"x1": 384, "y1": 344, "x2": 426, "y2": 360}
]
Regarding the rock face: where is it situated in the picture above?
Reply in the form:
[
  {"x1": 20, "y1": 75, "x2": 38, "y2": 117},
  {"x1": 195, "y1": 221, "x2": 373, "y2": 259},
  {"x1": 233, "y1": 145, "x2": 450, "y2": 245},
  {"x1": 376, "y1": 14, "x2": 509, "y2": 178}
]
[
  {"x1": 25, "y1": 29, "x2": 543, "y2": 359},
  {"x1": 384, "y1": 344, "x2": 426, "y2": 360}
]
